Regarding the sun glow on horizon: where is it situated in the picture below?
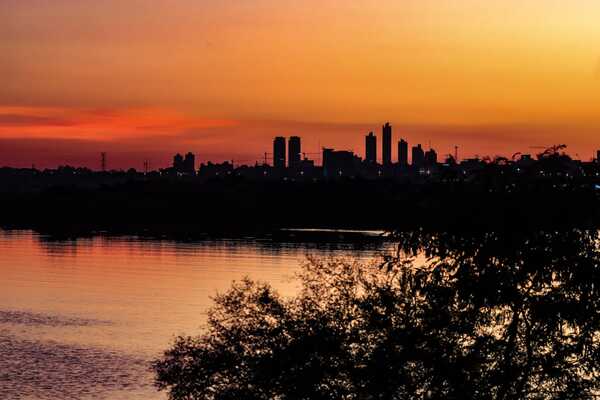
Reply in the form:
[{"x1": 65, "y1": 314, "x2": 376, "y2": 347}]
[{"x1": 2, "y1": 0, "x2": 600, "y2": 167}]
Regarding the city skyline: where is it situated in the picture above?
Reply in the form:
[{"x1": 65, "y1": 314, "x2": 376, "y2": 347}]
[
  {"x1": 3, "y1": 1, "x2": 600, "y2": 168},
  {"x1": 4, "y1": 121, "x2": 600, "y2": 172}
]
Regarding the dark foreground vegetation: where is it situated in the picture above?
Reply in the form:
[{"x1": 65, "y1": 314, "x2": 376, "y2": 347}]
[
  {"x1": 153, "y1": 229, "x2": 600, "y2": 399},
  {"x1": 1, "y1": 175, "x2": 600, "y2": 237}
]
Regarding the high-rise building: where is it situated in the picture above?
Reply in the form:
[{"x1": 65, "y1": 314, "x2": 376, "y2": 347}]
[
  {"x1": 365, "y1": 132, "x2": 377, "y2": 164},
  {"x1": 173, "y1": 153, "x2": 184, "y2": 172},
  {"x1": 424, "y1": 148, "x2": 437, "y2": 166},
  {"x1": 597, "y1": 150, "x2": 600, "y2": 163},
  {"x1": 398, "y1": 139, "x2": 408, "y2": 166},
  {"x1": 184, "y1": 152, "x2": 196, "y2": 174},
  {"x1": 273, "y1": 137, "x2": 286, "y2": 169},
  {"x1": 382, "y1": 122, "x2": 392, "y2": 166},
  {"x1": 288, "y1": 136, "x2": 301, "y2": 168},
  {"x1": 412, "y1": 144, "x2": 425, "y2": 167},
  {"x1": 322, "y1": 148, "x2": 334, "y2": 177}
]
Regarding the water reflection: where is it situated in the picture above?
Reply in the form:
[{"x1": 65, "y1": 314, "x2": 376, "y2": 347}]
[
  {"x1": 0, "y1": 229, "x2": 390, "y2": 400},
  {"x1": 153, "y1": 228, "x2": 600, "y2": 400},
  {"x1": 0, "y1": 310, "x2": 111, "y2": 327}
]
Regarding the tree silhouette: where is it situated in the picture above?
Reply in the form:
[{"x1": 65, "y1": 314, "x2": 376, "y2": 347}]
[
  {"x1": 385, "y1": 229, "x2": 600, "y2": 399},
  {"x1": 154, "y1": 229, "x2": 600, "y2": 399}
]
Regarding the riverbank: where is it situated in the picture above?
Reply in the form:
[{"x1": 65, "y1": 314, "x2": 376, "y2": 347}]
[{"x1": 1, "y1": 179, "x2": 599, "y2": 238}]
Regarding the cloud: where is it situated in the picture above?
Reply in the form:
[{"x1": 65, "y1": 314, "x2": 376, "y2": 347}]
[
  {"x1": 0, "y1": 113, "x2": 73, "y2": 127},
  {"x1": 1, "y1": 110, "x2": 598, "y2": 169},
  {"x1": 0, "y1": 106, "x2": 238, "y2": 141}
]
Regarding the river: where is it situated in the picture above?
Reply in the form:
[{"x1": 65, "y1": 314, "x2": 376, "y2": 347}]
[{"x1": 0, "y1": 229, "x2": 390, "y2": 399}]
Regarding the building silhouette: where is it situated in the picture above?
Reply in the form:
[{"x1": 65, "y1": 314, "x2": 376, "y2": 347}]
[
  {"x1": 322, "y1": 148, "x2": 334, "y2": 177},
  {"x1": 597, "y1": 150, "x2": 600, "y2": 163},
  {"x1": 273, "y1": 137, "x2": 286, "y2": 169},
  {"x1": 412, "y1": 144, "x2": 425, "y2": 167},
  {"x1": 382, "y1": 123, "x2": 392, "y2": 166},
  {"x1": 425, "y1": 148, "x2": 437, "y2": 166},
  {"x1": 398, "y1": 139, "x2": 408, "y2": 166},
  {"x1": 323, "y1": 148, "x2": 360, "y2": 178},
  {"x1": 288, "y1": 136, "x2": 301, "y2": 168},
  {"x1": 184, "y1": 152, "x2": 196, "y2": 175},
  {"x1": 365, "y1": 132, "x2": 377, "y2": 164},
  {"x1": 173, "y1": 153, "x2": 184, "y2": 173},
  {"x1": 199, "y1": 161, "x2": 233, "y2": 178},
  {"x1": 299, "y1": 158, "x2": 315, "y2": 169}
]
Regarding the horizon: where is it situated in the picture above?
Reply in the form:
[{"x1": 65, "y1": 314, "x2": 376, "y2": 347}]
[
  {"x1": 3, "y1": 1, "x2": 600, "y2": 169},
  {"x1": 1, "y1": 128, "x2": 596, "y2": 172}
]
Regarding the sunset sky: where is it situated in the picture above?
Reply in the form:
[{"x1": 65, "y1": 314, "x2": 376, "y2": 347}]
[{"x1": 2, "y1": 0, "x2": 600, "y2": 169}]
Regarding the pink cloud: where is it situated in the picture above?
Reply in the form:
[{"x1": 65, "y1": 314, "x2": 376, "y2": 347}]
[
  {"x1": 0, "y1": 107, "x2": 598, "y2": 169},
  {"x1": 0, "y1": 106, "x2": 238, "y2": 141}
]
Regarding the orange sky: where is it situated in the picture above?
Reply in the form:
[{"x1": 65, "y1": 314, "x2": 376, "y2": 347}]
[{"x1": 2, "y1": 0, "x2": 600, "y2": 168}]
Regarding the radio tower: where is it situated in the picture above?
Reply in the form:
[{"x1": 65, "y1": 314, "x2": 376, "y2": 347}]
[{"x1": 101, "y1": 152, "x2": 107, "y2": 172}]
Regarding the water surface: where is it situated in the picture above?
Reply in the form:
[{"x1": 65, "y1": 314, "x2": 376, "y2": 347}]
[{"x1": 0, "y1": 229, "x2": 388, "y2": 399}]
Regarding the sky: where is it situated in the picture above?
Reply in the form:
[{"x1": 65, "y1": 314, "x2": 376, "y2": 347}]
[{"x1": 2, "y1": 0, "x2": 600, "y2": 169}]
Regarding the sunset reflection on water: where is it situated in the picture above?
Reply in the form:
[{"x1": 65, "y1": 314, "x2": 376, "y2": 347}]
[{"x1": 0, "y1": 229, "x2": 388, "y2": 399}]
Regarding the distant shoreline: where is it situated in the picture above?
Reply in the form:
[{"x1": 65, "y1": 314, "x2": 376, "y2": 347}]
[
  {"x1": 1, "y1": 176, "x2": 599, "y2": 239},
  {"x1": 0, "y1": 225, "x2": 391, "y2": 244}
]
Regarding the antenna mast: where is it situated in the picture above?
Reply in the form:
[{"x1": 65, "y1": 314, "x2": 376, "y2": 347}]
[{"x1": 101, "y1": 152, "x2": 107, "y2": 172}]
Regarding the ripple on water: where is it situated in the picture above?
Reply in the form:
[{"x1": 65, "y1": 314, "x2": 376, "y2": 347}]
[
  {"x1": 0, "y1": 230, "x2": 389, "y2": 399},
  {"x1": 0, "y1": 310, "x2": 111, "y2": 328},
  {"x1": 0, "y1": 333, "x2": 158, "y2": 400}
]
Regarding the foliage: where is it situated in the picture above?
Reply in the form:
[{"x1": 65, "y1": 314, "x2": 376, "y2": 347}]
[{"x1": 153, "y1": 230, "x2": 600, "y2": 399}]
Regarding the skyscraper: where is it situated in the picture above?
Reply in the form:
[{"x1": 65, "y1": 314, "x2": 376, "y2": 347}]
[
  {"x1": 382, "y1": 122, "x2": 392, "y2": 166},
  {"x1": 273, "y1": 137, "x2": 286, "y2": 169},
  {"x1": 365, "y1": 132, "x2": 376, "y2": 164},
  {"x1": 398, "y1": 139, "x2": 408, "y2": 166},
  {"x1": 184, "y1": 152, "x2": 196, "y2": 174},
  {"x1": 173, "y1": 153, "x2": 184, "y2": 172},
  {"x1": 412, "y1": 144, "x2": 425, "y2": 167},
  {"x1": 288, "y1": 136, "x2": 301, "y2": 168},
  {"x1": 597, "y1": 150, "x2": 600, "y2": 163},
  {"x1": 322, "y1": 147, "x2": 334, "y2": 177}
]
